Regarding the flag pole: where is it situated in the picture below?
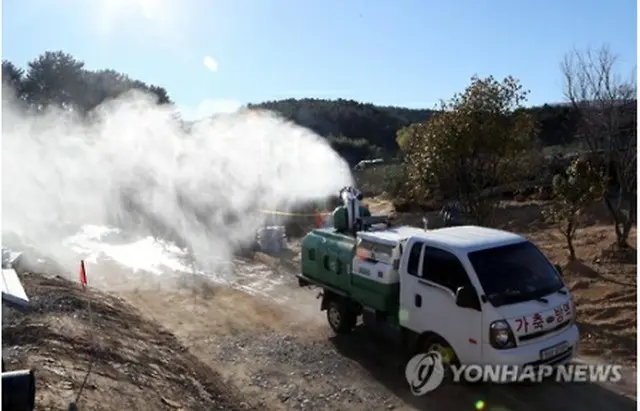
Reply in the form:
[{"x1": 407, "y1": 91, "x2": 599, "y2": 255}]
[{"x1": 73, "y1": 260, "x2": 94, "y2": 408}]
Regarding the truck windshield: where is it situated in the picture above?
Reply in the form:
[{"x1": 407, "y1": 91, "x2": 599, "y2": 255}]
[{"x1": 467, "y1": 241, "x2": 563, "y2": 307}]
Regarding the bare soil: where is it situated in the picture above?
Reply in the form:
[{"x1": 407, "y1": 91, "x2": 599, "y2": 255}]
[
  {"x1": 2, "y1": 274, "x2": 252, "y2": 411},
  {"x1": 124, "y1": 278, "x2": 637, "y2": 411},
  {"x1": 2, "y1": 198, "x2": 637, "y2": 411},
  {"x1": 491, "y1": 200, "x2": 636, "y2": 365}
]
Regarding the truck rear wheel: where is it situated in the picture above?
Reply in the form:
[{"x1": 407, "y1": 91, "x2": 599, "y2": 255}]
[{"x1": 326, "y1": 300, "x2": 357, "y2": 334}]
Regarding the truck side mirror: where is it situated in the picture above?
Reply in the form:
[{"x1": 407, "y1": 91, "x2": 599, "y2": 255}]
[
  {"x1": 554, "y1": 264, "x2": 563, "y2": 276},
  {"x1": 455, "y1": 286, "x2": 479, "y2": 310}
]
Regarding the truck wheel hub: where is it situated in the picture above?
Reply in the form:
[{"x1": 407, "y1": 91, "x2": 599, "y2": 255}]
[
  {"x1": 428, "y1": 343, "x2": 454, "y2": 364},
  {"x1": 328, "y1": 306, "x2": 341, "y2": 327}
]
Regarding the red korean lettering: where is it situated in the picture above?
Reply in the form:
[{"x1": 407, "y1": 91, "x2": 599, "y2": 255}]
[
  {"x1": 515, "y1": 317, "x2": 529, "y2": 333},
  {"x1": 554, "y1": 307, "x2": 564, "y2": 323},
  {"x1": 532, "y1": 313, "x2": 544, "y2": 330}
]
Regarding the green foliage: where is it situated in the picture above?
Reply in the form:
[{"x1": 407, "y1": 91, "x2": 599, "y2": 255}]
[
  {"x1": 2, "y1": 60, "x2": 24, "y2": 93},
  {"x1": 2, "y1": 51, "x2": 172, "y2": 114},
  {"x1": 249, "y1": 97, "x2": 588, "y2": 166},
  {"x1": 381, "y1": 163, "x2": 408, "y2": 197},
  {"x1": 545, "y1": 158, "x2": 607, "y2": 260},
  {"x1": 395, "y1": 123, "x2": 422, "y2": 152},
  {"x1": 402, "y1": 75, "x2": 536, "y2": 224},
  {"x1": 4, "y1": 49, "x2": 633, "y2": 186},
  {"x1": 249, "y1": 98, "x2": 434, "y2": 163}
]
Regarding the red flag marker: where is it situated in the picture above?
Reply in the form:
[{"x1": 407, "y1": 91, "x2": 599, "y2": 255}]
[{"x1": 79, "y1": 260, "x2": 88, "y2": 290}]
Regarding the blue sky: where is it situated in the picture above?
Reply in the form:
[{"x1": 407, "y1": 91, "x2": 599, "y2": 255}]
[{"x1": 2, "y1": 0, "x2": 637, "y2": 119}]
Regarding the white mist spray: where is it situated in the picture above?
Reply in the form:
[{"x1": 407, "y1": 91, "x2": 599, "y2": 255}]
[{"x1": 2, "y1": 88, "x2": 353, "y2": 283}]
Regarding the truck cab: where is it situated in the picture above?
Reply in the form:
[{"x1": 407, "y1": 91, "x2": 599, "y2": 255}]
[{"x1": 396, "y1": 226, "x2": 578, "y2": 368}]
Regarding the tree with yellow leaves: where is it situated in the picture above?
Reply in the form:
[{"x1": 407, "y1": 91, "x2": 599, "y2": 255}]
[{"x1": 401, "y1": 76, "x2": 536, "y2": 224}]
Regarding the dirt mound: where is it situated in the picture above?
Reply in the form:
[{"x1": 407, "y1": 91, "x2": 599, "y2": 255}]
[{"x1": 2, "y1": 273, "x2": 251, "y2": 411}]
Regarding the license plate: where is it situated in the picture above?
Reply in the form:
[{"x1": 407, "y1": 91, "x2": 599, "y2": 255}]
[{"x1": 540, "y1": 341, "x2": 570, "y2": 361}]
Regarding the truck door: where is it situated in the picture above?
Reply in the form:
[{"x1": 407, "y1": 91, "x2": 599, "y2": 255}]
[
  {"x1": 399, "y1": 241, "x2": 483, "y2": 364},
  {"x1": 418, "y1": 246, "x2": 483, "y2": 364}
]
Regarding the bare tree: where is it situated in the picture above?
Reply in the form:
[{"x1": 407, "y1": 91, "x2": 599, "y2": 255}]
[{"x1": 561, "y1": 45, "x2": 637, "y2": 249}]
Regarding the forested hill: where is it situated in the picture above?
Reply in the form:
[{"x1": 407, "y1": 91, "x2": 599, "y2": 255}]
[
  {"x1": 3, "y1": 50, "x2": 589, "y2": 166},
  {"x1": 247, "y1": 99, "x2": 434, "y2": 164},
  {"x1": 249, "y1": 98, "x2": 583, "y2": 164}
]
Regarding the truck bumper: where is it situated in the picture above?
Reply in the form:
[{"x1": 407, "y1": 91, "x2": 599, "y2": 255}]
[{"x1": 482, "y1": 324, "x2": 579, "y2": 367}]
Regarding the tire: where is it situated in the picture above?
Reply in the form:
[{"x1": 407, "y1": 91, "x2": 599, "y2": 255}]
[
  {"x1": 326, "y1": 300, "x2": 357, "y2": 334},
  {"x1": 419, "y1": 335, "x2": 459, "y2": 383}
]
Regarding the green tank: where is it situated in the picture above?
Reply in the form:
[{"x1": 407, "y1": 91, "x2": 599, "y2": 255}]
[
  {"x1": 300, "y1": 228, "x2": 356, "y2": 291},
  {"x1": 300, "y1": 204, "x2": 400, "y2": 313},
  {"x1": 331, "y1": 204, "x2": 371, "y2": 231}
]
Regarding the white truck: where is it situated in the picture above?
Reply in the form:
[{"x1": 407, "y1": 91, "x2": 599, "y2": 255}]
[{"x1": 299, "y1": 200, "x2": 579, "y2": 370}]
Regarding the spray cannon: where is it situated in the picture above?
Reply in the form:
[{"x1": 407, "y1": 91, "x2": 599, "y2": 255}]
[
  {"x1": 338, "y1": 186, "x2": 363, "y2": 231},
  {"x1": 334, "y1": 186, "x2": 389, "y2": 234}
]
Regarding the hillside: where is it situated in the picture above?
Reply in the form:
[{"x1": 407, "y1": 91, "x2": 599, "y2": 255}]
[
  {"x1": 2, "y1": 273, "x2": 252, "y2": 411},
  {"x1": 248, "y1": 98, "x2": 433, "y2": 157},
  {"x1": 248, "y1": 98, "x2": 587, "y2": 164}
]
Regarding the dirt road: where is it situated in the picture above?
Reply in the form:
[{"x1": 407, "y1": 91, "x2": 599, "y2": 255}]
[
  {"x1": 122, "y1": 254, "x2": 637, "y2": 411},
  {"x1": 3, "y1": 201, "x2": 636, "y2": 410},
  {"x1": 3, "y1": 256, "x2": 636, "y2": 410}
]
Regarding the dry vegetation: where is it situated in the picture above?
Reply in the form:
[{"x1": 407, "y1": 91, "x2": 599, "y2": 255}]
[{"x1": 2, "y1": 274, "x2": 252, "y2": 411}]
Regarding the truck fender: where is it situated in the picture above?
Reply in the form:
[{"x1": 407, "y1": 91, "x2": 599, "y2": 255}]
[
  {"x1": 320, "y1": 291, "x2": 362, "y2": 316},
  {"x1": 320, "y1": 290, "x2": 333, "y2": 311}
]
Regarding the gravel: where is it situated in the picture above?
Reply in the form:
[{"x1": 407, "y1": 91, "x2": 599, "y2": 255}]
[{"x1": 216, "y1": 333, "x2": 402, "y2": 410}]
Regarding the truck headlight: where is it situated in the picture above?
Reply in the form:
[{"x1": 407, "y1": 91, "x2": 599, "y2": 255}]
[{"x1": 489, "y1": 320, "x2": 516, "y2": 349}]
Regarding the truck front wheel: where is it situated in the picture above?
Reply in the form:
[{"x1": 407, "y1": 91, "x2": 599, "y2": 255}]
[
  {"x1": 419, "y1": 334, "x2": 459, "y2": 383},
  {"x1": 326, "y1": 300, "x2": 357, "y2": 334}
]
